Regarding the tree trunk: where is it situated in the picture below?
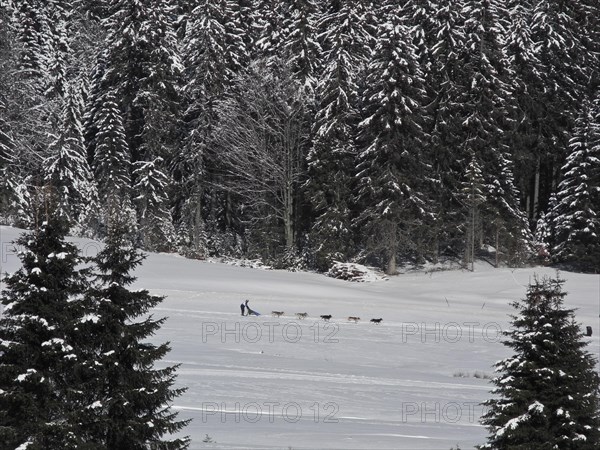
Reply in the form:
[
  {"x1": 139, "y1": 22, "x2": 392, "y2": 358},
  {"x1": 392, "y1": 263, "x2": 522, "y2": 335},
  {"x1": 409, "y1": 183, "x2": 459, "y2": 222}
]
[
  {"x1": 533, "y1": 156, "x2": 540, "y2": 220},
  {"x1": 471, "y1": 204, "x2": 476, "y2": 272},
  {"x1": 386, "y1": 252, "x2": 397, "y2": 275},
  {"x1": 495, "y1": 226, "x2": 499, "y2": 268},
  {"x1": 192, "y1": 187, "x2": 203, "y2": 255},
  {"x1": 283, "y1": 181, "x2": 294, "y2": 248}
]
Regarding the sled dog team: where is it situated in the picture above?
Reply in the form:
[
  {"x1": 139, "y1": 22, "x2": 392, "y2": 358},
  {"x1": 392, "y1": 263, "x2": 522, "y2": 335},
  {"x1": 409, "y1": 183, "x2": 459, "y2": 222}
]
[
  {"x1": 241, "y1": 300, "x2": 382, "y2": 323},
  {"x1": 280, "y1": 312, "x2": 381, "y2": 323}
]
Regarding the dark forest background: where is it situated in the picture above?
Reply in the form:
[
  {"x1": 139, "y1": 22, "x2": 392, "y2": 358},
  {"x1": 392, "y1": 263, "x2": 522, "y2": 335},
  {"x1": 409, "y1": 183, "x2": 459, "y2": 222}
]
[{"x1": 0, "y1": 0, "x2": 598, "y2": 273}]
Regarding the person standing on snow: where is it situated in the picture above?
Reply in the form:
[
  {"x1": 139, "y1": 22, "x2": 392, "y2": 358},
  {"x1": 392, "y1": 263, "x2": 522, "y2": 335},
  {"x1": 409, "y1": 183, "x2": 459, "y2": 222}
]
[
  {"x1": 245, "y1": 299, "x2": 259, "y2": 316},
  {"x1": 240, "y1": 302, "x2": 246, "y2": 316}
]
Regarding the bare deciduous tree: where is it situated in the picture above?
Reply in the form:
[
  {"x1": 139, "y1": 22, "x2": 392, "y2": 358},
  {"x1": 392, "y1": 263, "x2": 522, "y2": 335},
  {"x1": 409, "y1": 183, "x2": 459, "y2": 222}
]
[{"x1": 212, "y1": 60, "x2": 309, "y2": 250}]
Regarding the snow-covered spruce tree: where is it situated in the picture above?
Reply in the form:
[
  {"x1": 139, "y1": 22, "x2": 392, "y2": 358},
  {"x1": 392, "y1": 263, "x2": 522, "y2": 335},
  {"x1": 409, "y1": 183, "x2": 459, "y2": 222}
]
[
  {"x1": 174, "y1": 0, "x2": 248, "y2": 257},
  {"x1": 458, "y1": 0, "x2": 531, "y2": 265},
  {"x1": 354, "y1": 12, "x2": 431, "y2": 274},
  {"x1": 85, "y1": 0, "x2": 181, "y2": 247},
  {"x1": 13, "y1": 0, "x2": 47, "y2": 84},
  {"x1": 406, "y1": 0, "x2": 468, "y2": 259},
  {"x1": 44, "y1": 0, "x2": 70, "y2": 98},
  {"x1": 88, "y1": 0, "x2": 181, "y2": 164},
  {"x1": 481, "y1": 275, "x2": 600, "y2": 449},
  {"x1": 533, "y1": 192, "x2": 558, "y2": 263},
  {"x1": 280, "y1": 0, "x2": 322, "y2": 93},
  {"x1": 44, "y1": 82, "x2": 99, "y2": 233},
  {"x1": 306, "y1": 0, "x2": 372, "y2": 271},
  {"x1": 73, "y1": 217, "x2": 190, "y2": 448},
  {"x1": 133, "y1": 157, "x2": 176, "y2": 252},
  {"x1": 502, "y1": 0, "x2": 545, "y2": 222},
  {"x1": 551, "y1": 97, "x2": 600, "y2": 273},
  {"x1": 0, "y1": 216, "x2": 91, "y2": 448},
  {"x1": 254, "y1": 0, "x2": 287, "y2": 60},
  {"x1": 93, "y1": 91, "x2": 137, "y2": 239},
  {"x1": 233, "y1": 0, "x2": 259, "y2": 57},
  {"x1": 512, "y1": 0, "x2": 599, "y2": 222}
]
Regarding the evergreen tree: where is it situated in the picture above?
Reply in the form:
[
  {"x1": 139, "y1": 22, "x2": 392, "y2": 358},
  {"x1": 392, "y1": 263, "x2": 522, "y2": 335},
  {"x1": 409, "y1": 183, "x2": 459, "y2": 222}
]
[
  {"x1": 89, "y1": 0, "x2": 180, "y2": 163},
  {"x1": 133, "y1": 157, "x2": 176, "y2": 251},
  {"x1": 481, "y1": 275, "x2": 600, "y2": 449},
  {"x1": 502, "y1": 0, "x2": 544, "y2": 221},
  {"x1": 0, "y1": 217, "x2": 91, "y2": 448},
  {"x1": 508, "y1": 0, "x2": 599, "y2": 221},
  {"x1": 14, "y1": 0, "x2": 47, "y2": 83},
  {"x1": 93, "y1": 92, "x2": 137, "y2": 237},
  {"x1": 174, "y1": 0, "x2": 248, "y2": 255},
  {"x1": 306, "y1": 0, "x2": 371, "y2": 270},
  {"x1": 254, "y1": 0, "x2": 287, "y2": 60},
  {"x1": 280, "y1": 0, "x2": 322, "y2": 91},
  {"x1": 232, "y1": 0, "x2": 259, "y2": 58},
  {"x1": 551, "y1": 98, "x2": 600, "y2": 272},
  {"x1": 44, "y1": 0, "x2": 71, "y2": 98},
  {"x1": 355, "y1": 13, "x2": 431, "y2": 274},
  {"x1": 44, "y1": 82, "x2": 99, "y2": 231},
  {"x1": 459, "y1": 0, "x2": 530, "y2": 265},
  {"x1": 411, "y1": 0, "x2": 468, "y2": 259},
  {"x1": 85, "y1": 0, "x2": 181, "y2": 247},
  {"x1": 75, "y1": 219, "x2": 190, "y2": 448}
]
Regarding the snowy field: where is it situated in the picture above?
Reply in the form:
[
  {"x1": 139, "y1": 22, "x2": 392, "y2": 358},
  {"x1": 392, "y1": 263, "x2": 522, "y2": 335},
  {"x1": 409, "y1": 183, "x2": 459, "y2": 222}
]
[{"x1": 1, "y1": 226, "x2": 599, "y2": 449}]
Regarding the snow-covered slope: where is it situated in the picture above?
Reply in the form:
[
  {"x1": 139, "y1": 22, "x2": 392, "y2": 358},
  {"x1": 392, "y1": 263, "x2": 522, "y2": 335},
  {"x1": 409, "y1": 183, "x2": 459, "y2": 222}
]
[{"x1": 1, "y1": 226, "x2": 598, "y2": 449}]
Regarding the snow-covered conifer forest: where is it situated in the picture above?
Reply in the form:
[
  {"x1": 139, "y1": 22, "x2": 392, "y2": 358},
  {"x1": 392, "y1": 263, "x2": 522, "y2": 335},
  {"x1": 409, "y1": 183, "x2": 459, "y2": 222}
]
[
  {"x1": 0, "y1": 0, "x2": 598, "y2": 273},
  {"x1": 1, "y1": 2, "x2": 600, "y2": 447}
]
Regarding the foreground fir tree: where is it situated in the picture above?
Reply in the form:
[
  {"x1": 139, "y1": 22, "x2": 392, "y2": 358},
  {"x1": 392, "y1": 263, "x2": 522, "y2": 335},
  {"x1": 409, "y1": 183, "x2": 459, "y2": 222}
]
[
  {"x1": 0, "y1": 217, "x2": 90, "y2": 448},
  {"x1": 481, "y1": 275, "x2": 600, "y2": 449},
  {"x1": 74, "y1": 219, "x2": 190, "y2": 448}
]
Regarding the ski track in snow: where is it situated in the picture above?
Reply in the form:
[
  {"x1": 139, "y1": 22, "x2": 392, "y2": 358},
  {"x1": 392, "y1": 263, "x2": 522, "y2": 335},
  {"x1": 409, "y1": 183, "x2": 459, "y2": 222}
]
[{"x1": 1, "y1": 226, "x2": 599, "y2": 449}]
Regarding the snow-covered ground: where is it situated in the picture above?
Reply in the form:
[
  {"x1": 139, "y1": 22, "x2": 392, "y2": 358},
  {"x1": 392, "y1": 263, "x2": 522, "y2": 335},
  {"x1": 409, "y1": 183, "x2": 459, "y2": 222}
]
[{"x1": 1, "y1": 226, "x2": 599, "y2": 449}]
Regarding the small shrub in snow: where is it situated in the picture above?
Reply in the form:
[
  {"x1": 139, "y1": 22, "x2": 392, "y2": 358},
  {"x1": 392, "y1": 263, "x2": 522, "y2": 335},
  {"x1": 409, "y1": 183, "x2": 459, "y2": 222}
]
[
  {"x1": 327, "y1": 262, "x2": 386, "y2": 282},
  {"x1": 473, "y1": 371, "x2": 492, "y2": 380},
  {"x1": 212, "y1": 256, "x2": 272, "y2": 270},
  {"x1": 453, "y1": 371, "x2": 470, "y2": 378}
]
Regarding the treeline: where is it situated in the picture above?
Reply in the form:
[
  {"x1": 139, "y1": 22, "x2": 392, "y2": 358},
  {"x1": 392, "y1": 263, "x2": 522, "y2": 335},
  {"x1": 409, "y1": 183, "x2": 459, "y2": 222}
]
[{"x1": 0, "y1": 0, "x2": 598, "y2": 273}]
